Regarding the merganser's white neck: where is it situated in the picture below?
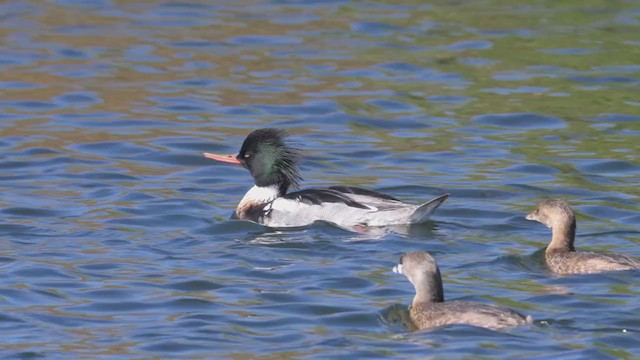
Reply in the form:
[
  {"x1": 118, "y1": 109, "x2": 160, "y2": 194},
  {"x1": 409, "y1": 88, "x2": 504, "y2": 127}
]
[{"x1": 236, "y1": 185, "x2": 280, "y2": 219}]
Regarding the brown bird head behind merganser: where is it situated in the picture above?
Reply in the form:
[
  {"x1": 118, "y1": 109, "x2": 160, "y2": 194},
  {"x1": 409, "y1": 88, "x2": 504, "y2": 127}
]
[{"x1": 526, "y1": 199, "x2": 576, "y2": 252}]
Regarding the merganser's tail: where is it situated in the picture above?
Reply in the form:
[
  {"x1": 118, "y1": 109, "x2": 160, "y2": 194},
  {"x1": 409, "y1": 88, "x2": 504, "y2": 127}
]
[{"x1": 408, "y1": 193, "x2": 449, "y2": 224}]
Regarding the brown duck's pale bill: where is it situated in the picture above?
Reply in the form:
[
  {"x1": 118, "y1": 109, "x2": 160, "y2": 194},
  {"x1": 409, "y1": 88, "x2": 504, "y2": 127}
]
[
  {"x1": 203, "y1": 152, "x2": 242, "y2": 165},
  {"x1": 392, "y1": 264, "x2": 403, "y2": 274}
]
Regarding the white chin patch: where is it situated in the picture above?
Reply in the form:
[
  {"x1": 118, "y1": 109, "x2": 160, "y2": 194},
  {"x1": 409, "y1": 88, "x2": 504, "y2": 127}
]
[{"x1": 392, "y1": 264, "x2": 403, "y2": 274}]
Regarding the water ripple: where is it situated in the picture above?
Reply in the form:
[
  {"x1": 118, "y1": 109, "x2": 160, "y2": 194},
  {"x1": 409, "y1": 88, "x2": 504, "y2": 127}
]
[{"x1": 474, "y1": 113, "x2": 566, "y2": 129}]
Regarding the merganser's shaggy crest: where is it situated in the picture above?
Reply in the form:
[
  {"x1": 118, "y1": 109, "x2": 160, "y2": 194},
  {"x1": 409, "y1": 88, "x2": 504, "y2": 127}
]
[
  {"x1": 204, "y1": 128, "x2": 449, "y2": 228},
  {"x1": 393, "y1": 251, "x2": 532, "y2": 331},
  {"x1": 526, "y1": 199, "x2": 640, "y2": 274}
]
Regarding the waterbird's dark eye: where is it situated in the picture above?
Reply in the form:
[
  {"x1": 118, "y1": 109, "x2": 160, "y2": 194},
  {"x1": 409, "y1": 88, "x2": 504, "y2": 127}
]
[
  {"x1": 244, "y1": 153, "x2": 251, "y2": 159},
  {"x1": 399, "y1": 255, "x2": 404, "y2": 265}
]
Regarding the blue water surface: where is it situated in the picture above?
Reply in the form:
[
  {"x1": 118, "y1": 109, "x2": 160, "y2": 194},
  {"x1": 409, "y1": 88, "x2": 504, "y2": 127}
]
[{"x1": 1, "y1": 0, "x2": 640, "y2": 358}]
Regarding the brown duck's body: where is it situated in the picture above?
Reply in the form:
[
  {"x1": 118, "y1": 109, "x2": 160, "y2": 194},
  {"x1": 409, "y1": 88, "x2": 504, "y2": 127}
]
[
  {"x1": 546, "y1": 249, "x2": 640, "y2": 275},
  {"x1": 526, "y1": 199, "x2": 640, "y2": 275},
  {"x1": 393, "y1": 252, "x2": 532, "y2": 331},
  {"x1": 410, "y1": 300, "x2": 532, "y2": 331}
]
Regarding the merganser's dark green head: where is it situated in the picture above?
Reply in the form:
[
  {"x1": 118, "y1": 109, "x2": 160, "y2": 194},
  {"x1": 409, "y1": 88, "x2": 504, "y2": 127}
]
[{"x1": 204, "y1": 128, "x2": 302, "y2": 195}]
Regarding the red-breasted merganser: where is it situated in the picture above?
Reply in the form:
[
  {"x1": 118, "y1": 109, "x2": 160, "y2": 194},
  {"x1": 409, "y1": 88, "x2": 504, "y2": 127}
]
[{"x1": 203, "y1": 128, "x2": 449, "y2": 228}]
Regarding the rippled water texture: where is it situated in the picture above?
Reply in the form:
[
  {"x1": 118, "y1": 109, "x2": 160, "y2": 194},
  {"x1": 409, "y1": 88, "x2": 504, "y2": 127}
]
[{"x1": 2, "y1": 0, "x2": 640, "y2": 358}]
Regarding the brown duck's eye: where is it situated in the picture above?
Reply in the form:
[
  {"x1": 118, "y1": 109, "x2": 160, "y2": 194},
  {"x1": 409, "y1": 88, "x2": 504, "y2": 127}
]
[{"x1": 399, "y1": 255, "x2": 404, "y2": 265}]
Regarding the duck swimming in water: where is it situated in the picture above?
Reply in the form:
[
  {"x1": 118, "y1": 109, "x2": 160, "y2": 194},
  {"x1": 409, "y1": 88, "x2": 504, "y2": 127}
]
[
  {"x1": 393, "y1": 251, "x2": 532, "y2": 331},
  {"x1": 526, "y1": 199, "x2": 640, "y2": 275},
  {"x1": 203, "y1": 128, "x2": 449, "y2": 228}
]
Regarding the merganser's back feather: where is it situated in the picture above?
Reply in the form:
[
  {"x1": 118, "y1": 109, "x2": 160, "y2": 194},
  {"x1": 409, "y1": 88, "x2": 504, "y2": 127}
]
[
  {"x1": 327, "y1": 186, "x2": 400, "y2": 202},
  {"x1": 283, "y1": 188, "x2": 371, "y2": 209}
]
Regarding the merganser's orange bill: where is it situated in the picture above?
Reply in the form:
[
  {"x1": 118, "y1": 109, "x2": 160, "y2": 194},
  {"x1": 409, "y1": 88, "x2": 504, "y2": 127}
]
[{"x1": 203, "y1": 152, "x2": 241, "y2": 165}]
